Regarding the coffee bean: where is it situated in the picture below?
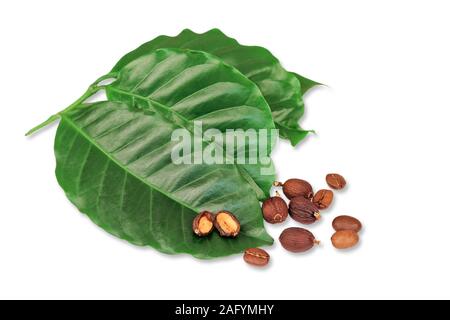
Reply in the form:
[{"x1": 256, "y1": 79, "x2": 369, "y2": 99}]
[
  {"x1": 274, "y1": 179, "x2": 313, "y2": 200},
  {"x1": 262, "y1": 192, "x2": 288, "y2": 224},
  {"x1": 332, "y1": 215, "x2": 362, "y2": 232},
  {"x1": 326, "y1": 173, "x2": 346, "y2": 190},
  {"x1": 331, "y1": 230, "x2": 359, "y2": 249},
  {"x1": 243, "y1": 248, "x2": 270, "y2": 266},
  {"x1": 289, "y1": 196, "x2": 321, "y2": 224},
  {"x1": 313, "y1": 189, "x2": 334, "y2": 209},
  {"x1": 279, "y1": 227, "x2": 320, "y2": 253}
]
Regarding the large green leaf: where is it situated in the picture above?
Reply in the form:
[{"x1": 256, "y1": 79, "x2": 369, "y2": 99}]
[
  {"x1": 112, "y1": 28, "x2": 317, "y2": 146},
  {"x1": 56, "y1": 102, "x2": 273, "y2": 258},
  {"x1": 47, "y1": 49, "x2": 276, "y2": 258},
  {"x1": 105, "y1": 48, "x2": 276, "y2": 199}
]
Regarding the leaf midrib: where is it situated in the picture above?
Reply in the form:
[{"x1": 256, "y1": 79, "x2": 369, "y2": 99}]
[
  {"x1": 62, "y1": 111, "x2": 269, "y2": 243},
  {"x1": 107, "y1": 85, "x2": 266, "y2": 199},
  {"x1": 61, "y1": 113, "x2": 200, "y2": 215}
]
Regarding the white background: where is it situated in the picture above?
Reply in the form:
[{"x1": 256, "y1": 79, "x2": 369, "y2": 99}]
[{"x1": 1, "y1": 0, "x2": 449, "y2": 300}]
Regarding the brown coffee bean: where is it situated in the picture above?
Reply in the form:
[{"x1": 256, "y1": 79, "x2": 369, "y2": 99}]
[
  {"x1": 326, "y1": 173, "x2": 346, "y2": 190},
  {"x1": 274, "y1": 179, "x2": 313, "y2": 200},
  {"x1": 243, "y1": 248, "x2": 270, "y2": 266},
  {"x1": 279, "y1": 227, "x2": 320, "y2": 253},
  {"x1": 262, "y1": 192, "x2": 288, "y2": 224},
  {"x1": 332, "y1": 215, "x2": 362, "y2": 232},
  {"x1": 313, "y1": 189, "x2": 334, "y2": 209},
  {"x1": 331, "y1": 230, "x2": 359, "y2": 249},
  {"x1": 192, "y1": 211, "x2": 214, "y2": 237},
  {"x1": 289, "y1": 196, "x2": 321, "y2": 225},
  {"x1": 214, "y1": 211, "x2": 240, "y2": 237}
]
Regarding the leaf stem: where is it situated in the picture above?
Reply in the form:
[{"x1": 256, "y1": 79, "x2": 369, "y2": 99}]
[{"x1": 25, "y1": 73, "x2": 116, "y2": 136}]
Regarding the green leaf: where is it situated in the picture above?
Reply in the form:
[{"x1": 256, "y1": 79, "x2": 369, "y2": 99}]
[
  {"x1": 292, "y1": 73, "x2": 322, "y2": 95},
  {"x1": 56, "y1": 102, "x2": 273, "y2": 258},
  {"x1": 105, "y1": 48, "x2": 276, "y2": 199},
  {"x1": 52, "y1": 49, "x2": 276, "y2": 258},
  {"x1": 112, "y1": 28, "x2": 315, "y2": 146}
]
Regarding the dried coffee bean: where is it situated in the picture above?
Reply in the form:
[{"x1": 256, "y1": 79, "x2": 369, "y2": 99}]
[
  {"x1": 289, "y1": 196, "x2": 321, "y2": 224},
  {"x1": 326, "y1": 173, "x2": 346, "y2": 190},
  {"x1": 279, "y1": 227, "x2": 320, "y2": 253},
  {"x1": 332, "y1": 215, "x2": 362, "y2": 232},
  {"x1": 243, "y1": 248, "x2": 270, "y2": 266},
  {"x1": 262, "y1": 192, "x2": 288, "y2": 224},
  {"x1": 192, "y1": 211, "x2": 214, "y2": 237},
  {"x1": 214, "y1": 211, "x2": 240, "y2": 237},
  {"x1": 313, "y1": 189, "x2": 334, "y2": 209},
  {"x1": 274, "y1": 179, "x2": 313, "y2": 200},
  {"x1": 331, "y1": 230, "x2": 359, "y2": 249}
]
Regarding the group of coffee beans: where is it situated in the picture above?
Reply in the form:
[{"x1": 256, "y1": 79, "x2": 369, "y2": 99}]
[
  {"x1": 243, "y1": 173, "x2": 363, "y2": 267},
  {"x1": 191, "y1": 173, "x2": 362, "y2": 267}
]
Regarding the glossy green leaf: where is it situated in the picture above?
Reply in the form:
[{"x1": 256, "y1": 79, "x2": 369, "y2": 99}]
[
  {"x1": 55, "y1": 102, "x2": 273, "y2": 258},
  {"x1": 50, "y1": 49, "x2": 276, "y2": 258},
  {"x1": 105, "y1": 48, "x2": 276, "y2": 199},
  {"x1": 112, "y1": 28, "x2": 316, "y2": 146},
  {"x1": 293, "y1": 73, "x2": 322, "y2": 95}
]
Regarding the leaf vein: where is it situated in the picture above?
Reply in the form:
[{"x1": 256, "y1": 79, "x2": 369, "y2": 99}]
[
  {"x1": 147, "y1": 62, "x2": 216, "y2": 99},
  {"x1": 92, "y1": 117, "x2": 138, "y2": 140},
  {"x1": 76, "y1": 144, "x2": 93, "y2": 194},
  {"x1": 192, "y1": 105, "x2": 258, "y2": 121},
  {"x1": 61, "y1": 114, "x2": 200, "y2": 214},
  {"x1": 130, "y1": 54, "x2": 172, "y2": 93},
  {"x1": 171, "y1": 168, "x2": 223, "y2": 194}
]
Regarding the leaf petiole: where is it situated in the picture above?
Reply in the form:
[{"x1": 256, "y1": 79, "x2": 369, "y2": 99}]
[{"x1": 25, "y1": 73, "x2": 116, "y2": 136}]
